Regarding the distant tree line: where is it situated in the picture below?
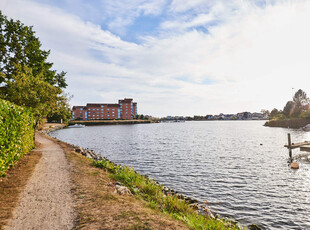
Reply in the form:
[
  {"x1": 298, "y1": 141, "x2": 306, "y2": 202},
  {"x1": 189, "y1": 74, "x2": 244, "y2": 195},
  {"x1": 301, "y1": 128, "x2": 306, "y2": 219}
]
[
  {"x1": 0, "y1": 11, "x2": 72, "y2": 127},
  {"x1": 269, "y1": 89, "x2": 310, "y2": 120}
]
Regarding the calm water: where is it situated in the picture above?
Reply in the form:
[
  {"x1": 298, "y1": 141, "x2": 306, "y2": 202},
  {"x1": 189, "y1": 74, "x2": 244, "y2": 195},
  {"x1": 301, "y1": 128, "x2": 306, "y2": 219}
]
[{"x1": 50, "y1": 121, "x2": 310, "y2": 229}]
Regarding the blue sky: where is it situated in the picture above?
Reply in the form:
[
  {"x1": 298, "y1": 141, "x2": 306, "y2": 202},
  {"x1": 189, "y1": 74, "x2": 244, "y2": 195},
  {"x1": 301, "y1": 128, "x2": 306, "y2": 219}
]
[{"x1": 1, "y1": 0, "x2": 310, "y2": 116}]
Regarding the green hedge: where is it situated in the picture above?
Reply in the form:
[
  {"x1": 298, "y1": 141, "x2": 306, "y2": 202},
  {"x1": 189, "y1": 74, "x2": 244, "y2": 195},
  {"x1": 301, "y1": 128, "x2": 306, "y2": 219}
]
[{"x1": 0, "y1": 99, "x2": 35, "y2": 176}]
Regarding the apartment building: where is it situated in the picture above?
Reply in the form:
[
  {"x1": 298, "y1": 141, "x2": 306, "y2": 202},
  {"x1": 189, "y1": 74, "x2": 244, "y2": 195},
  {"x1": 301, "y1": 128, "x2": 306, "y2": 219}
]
[{"x1": 72, "y1": 98, "x2": 137, "y2": 120}]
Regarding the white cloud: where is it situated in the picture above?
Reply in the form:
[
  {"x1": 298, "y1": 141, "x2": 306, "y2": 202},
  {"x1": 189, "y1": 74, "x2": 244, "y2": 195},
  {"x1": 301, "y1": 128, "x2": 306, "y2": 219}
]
[
  {"x1": 169, "y1": 0, "x2": 210, "y2": 13},
  {"x1": 161, "y1": 13, "x2": 216, "y2": 31},
  {"x1": 1, "y1": 0, "x2": 310, "y2": 116},
  {"x1": 96, "y1": 0, "x2": 167, "y2": 35}
]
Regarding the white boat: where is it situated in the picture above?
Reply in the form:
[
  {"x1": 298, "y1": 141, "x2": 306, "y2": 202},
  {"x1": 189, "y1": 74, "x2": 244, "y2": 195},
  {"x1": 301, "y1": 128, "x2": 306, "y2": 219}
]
[
  {"x1": 69, "y1": 124, "x2": 85, "y2": 128},
  {"x1": 302, "y1": 124, "x2": 310, "y2": 131}
]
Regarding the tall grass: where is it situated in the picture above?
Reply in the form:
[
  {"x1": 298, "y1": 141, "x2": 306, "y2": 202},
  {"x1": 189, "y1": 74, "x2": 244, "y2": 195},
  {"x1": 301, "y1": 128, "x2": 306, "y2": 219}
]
[{"x1": 93, "y1": 160, "x2": 241, "y2": 230}]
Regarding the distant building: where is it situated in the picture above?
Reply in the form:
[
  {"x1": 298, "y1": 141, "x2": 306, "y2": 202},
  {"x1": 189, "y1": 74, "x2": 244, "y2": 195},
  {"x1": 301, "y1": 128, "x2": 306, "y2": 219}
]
[
  {"x1": 72, "y1": 98, "x2": 137, "y2": 120},
  {"x1": 251, "y1": 112, "x2": 264, "y2": 120}
]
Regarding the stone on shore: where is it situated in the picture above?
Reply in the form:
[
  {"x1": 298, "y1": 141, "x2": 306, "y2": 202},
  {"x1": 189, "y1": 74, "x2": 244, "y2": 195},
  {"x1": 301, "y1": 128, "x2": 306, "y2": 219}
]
[
  {"x1": 114, "y1": 185, "x2": 132, "y2": 196},
  {"x1": 291, "y1": 162, "x2": 299, "y2": 169}
]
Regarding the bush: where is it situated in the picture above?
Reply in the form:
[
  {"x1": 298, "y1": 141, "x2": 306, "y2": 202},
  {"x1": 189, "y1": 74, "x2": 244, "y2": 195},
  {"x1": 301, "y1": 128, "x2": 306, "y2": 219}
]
[
  {"x1": 300, "y1": 110, "x2": 310, "y2": 119},
  {"x1": 0, "y1": 99, "x2": 35, "y2": 176}
]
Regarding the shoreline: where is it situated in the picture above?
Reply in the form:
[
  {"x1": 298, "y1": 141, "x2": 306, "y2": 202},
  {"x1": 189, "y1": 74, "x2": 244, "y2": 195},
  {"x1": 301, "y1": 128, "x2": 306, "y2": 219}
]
[
  {"x1": 68, "y1": 119, "x2": 157, "y2": 126},
  {"x1": 264, "y1": 118, "x2": 310, "y2": 129},
  {"x1": 47, "y1": 134, "x2": 203, "y2": 208},
  {"x1": 36, "y1": 126, "x2": 190, "y2": 229},
  {"x1": 47, "y1": 124, "x2": 261, "y2": 230}
]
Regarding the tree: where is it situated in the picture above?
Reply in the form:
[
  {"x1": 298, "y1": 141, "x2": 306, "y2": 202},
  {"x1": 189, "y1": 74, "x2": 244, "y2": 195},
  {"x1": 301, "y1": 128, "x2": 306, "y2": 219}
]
[
  {"x1": 283, "y1": 101, "x2": 296, "y2": 117},
  {"x1": 270, "y1": 108, "x2": 279, "y2": 118},
  {"x1": 293, "y1": 89, "x2": 310, "y2": 115},
  {"x1": 260, "y1": 109, "x2": 270, "y2": 116},
  {"x1": 0, "y1": 11, "x2": 67, "y2": 92},
  {"x1": 47, "y1": 93, "x2": 72, "y2": 123},
  {"x1": 0, "y1": 12, "x2": 71, "y2": 128},
  {"x1": 4, "y1": 65, "x2": 61, "y2": 129}
]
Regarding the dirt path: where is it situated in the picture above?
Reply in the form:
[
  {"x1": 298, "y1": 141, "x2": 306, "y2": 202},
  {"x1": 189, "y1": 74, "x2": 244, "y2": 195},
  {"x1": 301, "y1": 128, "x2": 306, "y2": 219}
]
[{"x1": 5, "y1": 133, "x2": 75, "y2": 230}]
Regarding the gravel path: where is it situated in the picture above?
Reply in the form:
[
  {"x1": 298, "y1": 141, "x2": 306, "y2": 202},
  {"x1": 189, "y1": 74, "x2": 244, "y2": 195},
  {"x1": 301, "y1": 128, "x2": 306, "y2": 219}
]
[{"x1": 5, "y1": 133, "x2": 75, "y2": 230}]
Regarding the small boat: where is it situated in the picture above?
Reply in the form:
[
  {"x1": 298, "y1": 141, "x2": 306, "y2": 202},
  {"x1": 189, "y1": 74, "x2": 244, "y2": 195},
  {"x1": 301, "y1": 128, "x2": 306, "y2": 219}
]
[
  {"x1": 302, "y1": 124, "x2": 310, "y2": 131},
  {"x1": 69, "y1": 124, "x2": 85, "y2": 128}
]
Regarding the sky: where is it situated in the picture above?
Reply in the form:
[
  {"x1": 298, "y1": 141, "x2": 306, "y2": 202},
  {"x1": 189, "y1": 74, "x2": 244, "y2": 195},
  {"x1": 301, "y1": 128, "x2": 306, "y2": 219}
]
[{"x1": 1, "y1": 0, "x2": 310, "y2": 117}]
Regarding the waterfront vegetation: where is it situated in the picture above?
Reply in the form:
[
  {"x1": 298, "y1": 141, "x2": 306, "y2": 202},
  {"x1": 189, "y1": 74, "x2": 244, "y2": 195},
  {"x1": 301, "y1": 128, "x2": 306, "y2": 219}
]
[
  {"x1": 0, "y1": 11, "x2": 71, "y2": 175},
  {"x1": 264, "y1": 89, "x2": 310, "y2": 128},
  {"x1": 0, "y1": 11, "x2": 71, "y2": 127},
  {"x1": 268, "y1": 89, "x2": 310, "y2": 121},
  {"x1": 92, "y1": 159, "x2": 240, "y2": 230},
  {"x1": 0, "y1": 99, "x2": 35, "y2": 176}
]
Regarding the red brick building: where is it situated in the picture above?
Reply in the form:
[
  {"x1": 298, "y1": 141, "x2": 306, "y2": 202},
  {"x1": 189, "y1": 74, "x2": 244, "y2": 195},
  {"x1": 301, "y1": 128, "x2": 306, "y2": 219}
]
[{"x1": 72, "y1": 98, "x2": 137, "y2": 120}]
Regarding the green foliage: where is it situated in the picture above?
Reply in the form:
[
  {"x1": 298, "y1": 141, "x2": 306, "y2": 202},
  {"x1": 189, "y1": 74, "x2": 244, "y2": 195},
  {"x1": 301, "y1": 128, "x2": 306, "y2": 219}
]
[
  {"x1": 2, "y1": 65, "x2": 61, "y2": 128},
  {"x1": 0, "y1": 12, "x2": 71, "y2": 128},
  {"x1": 0, "y1": 11, "x2": 67, "y2": 89},
  {"x1": 47, "y1": 93, "x2": 72, "y2": 123},
  {"x1": 293, "y1": 89, "x2": 309, "y2": 108},
  {"x1": 183, "y1": 213, "x2": 239, "y2": 230},
  {"x1": 271, "y1": 89, "x2": 310, "y2": 120},
  {"x1": 300, "y1": 110, "x2": 310, "y2": 119},
  {"x1": 0, "y1": 99, "x2": 35, "y2": 176},
  {"x1": 283, "y1": 101, "x2": 296, "y2": 118},
  {"x1": 269, "y1": 108, "x2": 279, "y2": 119},
  {"x1": 92, "y1": 159, "x2": 240, "y2": 230}
]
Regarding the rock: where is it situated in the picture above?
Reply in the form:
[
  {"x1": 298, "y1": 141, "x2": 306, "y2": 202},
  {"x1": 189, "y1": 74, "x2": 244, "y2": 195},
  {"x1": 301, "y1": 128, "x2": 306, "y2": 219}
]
[
  {"x1": 114, "y1": 185, "x2": 132, "y2": 196},
  {"x1": 202, "y1": 205, "x2": 214, "y2": 219},
  {"x1": 185, "y1": 196, "x2": 198, "y2": 204},
  {"x1": 107, "y1": 182, "x2": 114, "y2": 187},
  {"x1": 291, "y1": 162, "x2": 299, "y2": 169},
  {"x1": 75, "y1": 147, "x2": 82, "y2": 153},
  {"x1": 163, "y1": 187, "x2": 170, "y2": 195},
  {"x1": 248, "y1": 224, "x2": 261, "y2": 230},
  {"x1": 203, "y1": 200, "x2": 209, "y2": 205},
  {"x1": 189, "y1": 203, "x2": 199, "y2": 210}
]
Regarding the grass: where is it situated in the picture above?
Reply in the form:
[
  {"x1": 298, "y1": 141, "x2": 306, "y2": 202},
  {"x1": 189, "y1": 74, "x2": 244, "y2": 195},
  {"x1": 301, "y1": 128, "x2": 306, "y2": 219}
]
[
  {"x1": 58, "y1": 140, "x2": 189, "y2": 229},
  {"x1": 92, "y1": 160, "x2": 241, "y2": 230}
]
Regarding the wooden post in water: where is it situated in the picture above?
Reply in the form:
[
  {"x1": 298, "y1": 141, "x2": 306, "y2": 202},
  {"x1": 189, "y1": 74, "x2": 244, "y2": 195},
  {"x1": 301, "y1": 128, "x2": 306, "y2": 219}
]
[{"x1": 288, "y1": 133, "x2": 292, "y2": 160}]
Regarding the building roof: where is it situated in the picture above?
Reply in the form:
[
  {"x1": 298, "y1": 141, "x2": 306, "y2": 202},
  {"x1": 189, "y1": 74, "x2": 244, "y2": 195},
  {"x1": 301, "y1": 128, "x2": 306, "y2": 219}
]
[
  {"x1": 73, "y1": 98, "x2": 136, "y2": 110},
  {"x1": 72, "y1": 106, "x2": 87, "y2": 110},
  {"x1": 119, "y1": 98, "x2": 133, "y2": 103},
  {"x1": 107, "y1": 104, "x2": 120, "y2": 108},
  {"x1": 86, "y1": 103, "x2": 106, "y2": 107}
]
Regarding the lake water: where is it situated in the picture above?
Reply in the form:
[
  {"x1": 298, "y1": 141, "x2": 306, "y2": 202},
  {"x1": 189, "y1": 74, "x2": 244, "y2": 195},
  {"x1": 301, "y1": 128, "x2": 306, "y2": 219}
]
[{"x1": 50, "y1": 121, "x2": 310, "y2": 229}]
